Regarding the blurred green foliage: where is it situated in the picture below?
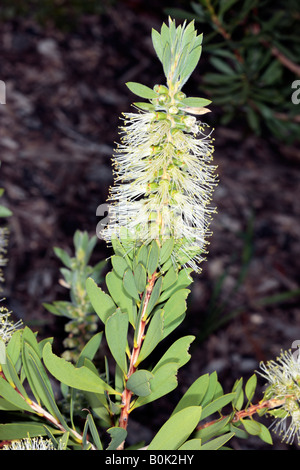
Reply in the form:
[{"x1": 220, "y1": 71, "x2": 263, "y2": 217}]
[
  {"x1": 43, "y1": 230, "x2": 106, "y2": 362},
  {"x1": 167, "y1": 0, "x2": 300, "y2": 143}
]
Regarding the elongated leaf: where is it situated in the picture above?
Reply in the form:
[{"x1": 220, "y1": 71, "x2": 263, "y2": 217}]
[
  {"x1": 195, "y1": 416, "x2": 231, "y2": 443},
  {"x1": 148, "y1": 406, "x2": 202, "y2": 450},
  {"x1": 160, "y1": 238, "x2": 174, "y2": 265},
  {"x1": 151, "y1": 28, "x2": 164, "y2": 63},
  {"x1": 136, "y1": 310, "x2": 164, "y2": 366},
  {"x1": 147, "y1": 240, "x2": 160, "y2": 275},
  {"x1": 145, "y1": 276, "x2": 163, "y2": 317},
  {"x1": 199, "y1": 432, "x2": 235, "y2": 450},
  {"x1": 179, "y1": 439, "x2": 202, "y2": 450},
  {"x1": 106, "y1": 271, "x2": 136, "y2": 326},
  {"x1": 123, "y1": 268, "x2": 140, "y2": 301},
  {"x1": 111, "y1": 255, "x2": 129, "y2": 278},
  {"x1": 162, "y1": 288, "x2": 190, "y2": 338},
  {"x1": 242, "y1": 418, "x2": 261, "y2": 436},
  {"x1": 133, "y1": 263, "x2": 147, "y2": 294},
  {"x1": 43, "y1": 343, "x2": 120, "y2": 395},
  {"x1": 201, "y1": 393, "x2": 236, "y2": 420},
  {"x1": 106, "y1": 427, "x2": 127, "y2": 450},
  {"x1": 245, "y1": 374, "x2": 257, "y2": 402},
  {"x1": 126, "y1": 369, "x2": 153, "y2": 397},
  {"x1": 0, "y1": 377, "x2": 32, "y2": 412},
  {"x1": 105, "y1": 309, "x2": 128, "y2": 373},
  {"x1": 126, "y1": 82, "x2": 157, "y2": 99},
  {"x1": 86, "y1": 413, "x2": 103, "y2": 450},
  {"x1": 0, "y1": 422, "x2": 61, "y2": 441},
  {"x1": 172, "y1": 374, "x2": 210, "y2": 415},
  {"x1": 6, "y1": 329, "x2": 22, "y2": 365},
  {"x1": 86, "y1": 278, "x2": 116, "y2": 324},
  {"x1": 153, "y1": 335, "x2": 195, "y2": 373},
  {"x1": 181, "y1": 97, "x2": 211, "y2": 108},
  {"x1": 133, "y1": 362, "x2": 178, "y2": 409},
  {"x1": 76, "y1": 332, "x2": 103, "y2": 368},
  {"x1": 161, "y1": 266, "x2": 178, "y2": 292}
]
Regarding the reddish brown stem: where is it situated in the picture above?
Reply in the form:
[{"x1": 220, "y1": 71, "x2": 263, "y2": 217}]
[
  {"x1": 196, "y1": 397, "x2": 288, "y2": 432},
  {"x1": 117, "y1": 272, "x2": 157, "y2": 448}
]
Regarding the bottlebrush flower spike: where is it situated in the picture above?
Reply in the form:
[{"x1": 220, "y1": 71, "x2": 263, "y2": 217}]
[
  {"x1": 2, "y1": 436, "x2": 56, "y2": 450},
  {"x1": 259, "y1": 349, "x2": 300, "y2": 445},
  {"x1": 101, "y1": 18, "x2": 218, "y2": 272}
]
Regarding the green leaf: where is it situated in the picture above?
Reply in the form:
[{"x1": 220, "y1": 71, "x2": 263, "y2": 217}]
[
  {"x1": 159, "y1": 267, "x2": 193, "y2": 303},
  {"x1": 136, "y1": 244, "x2": 148, "y2": 267},
  {"x1": 106, "y1": 270, "x2": 136, "y2": 326},
  {"x1": 136, "y1": 310, "x2": 164, "y2": 366},
  {"x1": 147, "y1": 240, "x2": 160, "y2": 275},
  {"x1": 126, "y1": 82, "x2": 157, "y2": 99},
  {"x1": 145, "y1": 276, "x2": 163, "y2": 318},
  {"x1": 257, "y1": 422, "x2": 273, "y2": 445},
  {"x1": 76, "y1": 332, "x2": 103, "y2": 368},
  {"x1": 6, "y1": 330, "x2": 22, "y2": 365},
  {"x1": 53, "y1": 247, "x2": 72, "y2": 268},
  {"x1": 111, "y1": 255, "x2": 129, "y2": 278},
  {"x1": 0, "y1": 205, "x2": 12, "y2": 217},
  {"x1": 23, "y1": 342, "x2": 66, "y2": 424},
  {"x1": 232, "y1": 377, "x2": 244, "y2": 411},
  {"x1": 153, "y1": 335, "x2": 195, "y2": 373},
  {"x1": 105, "y1": 308, "x2": 128, "y2": 373},
  {"x1": 151, "y1": 28, "x2": 164, "y2": 63},
  {"x1": 0, "y1": 422, "x2": 61, "y2": 441},
  {"x1": 159, "y1": 238, "x2": 174, "y2": 265},
  {"x1": 199, "y1": 432, "x2": 235, "y2": 450},
  {"x1": 106, "y1": 427, "x2": 127, "y2": 450},
  {"x1": 0, "y1": 377, "x2": 32, "y2": 412},
  {"x1": 181, "y1": 97, "x2": 211, "y2": 108},
  {"x1": 201, "y1": 372, "x2": 218, "y2": 408},
  {"x1": 126, "y1": 370, "x2": 154, "y2": 397},
  {"x1": 195, "y1": 416, "x2": 231, "y2": 443},
  {"x1": 161, "y1": 266, "x2": 178, "y2": 292},
  {"x1": 180, "y1": 45, "x2": 202, "y2": 87},
  {"x1": 133, "y1": 362, "x2": 178, "y2": 409},
  {"x1": 245, "y1": 374, "x2": 257, "y2": 402},
  {"x1": 86, "y1": 413, "x2": 103, "y2": 450},
  {"x1": 201, "y1": 393, "x2": 236, "y2": 420},
  {"x1": 241, "y1": 418, "x2": 261, "y2": 436},
  {"x1": 162, "y1": 288, "x2": 190, "y2": 338},
  {"x1": 123, "y1": 268, "x2": 140, "y2": 301},
  {"x1": 172, "y1": 374, "x2": 210, "y2": 415},
  {"x1": 179, "y1": 439, "x2": 202, "y2": 450},
  {"x1": 43, "y1": 343, "x2": 120, "y2": 395},
  {"x1": 86, "y1": 277, "x2": 116, "y2": 324},
  {"x1": 133, "y1": 263, "x2": 147, "y2": 294},
  {"x1": 148, "y1": 406, "x2": 202, "y2": 450}
]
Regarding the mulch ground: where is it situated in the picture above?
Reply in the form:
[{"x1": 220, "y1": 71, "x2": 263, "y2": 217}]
[{"x1": 0, "y1": 1, "x2": 299, "y2": 450}]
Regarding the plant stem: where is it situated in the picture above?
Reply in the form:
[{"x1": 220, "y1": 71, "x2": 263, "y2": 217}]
[
  {"x1": 117, "y1": 272, "x2": 157, "y2": 449},
  {"x1": 196, "y1": 396, "x2": 288, "y2": 432}
]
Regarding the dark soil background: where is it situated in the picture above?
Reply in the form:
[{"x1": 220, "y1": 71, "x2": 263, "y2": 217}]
[{"x1": 0, "y1": 0, "x2": 299, "y2": 450}]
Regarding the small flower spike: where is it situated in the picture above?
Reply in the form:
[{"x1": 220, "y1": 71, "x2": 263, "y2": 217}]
[
  {"x1": 259, "y1": 349, "x2": 300, "y2": 445},
  {"x1": 101, "y1": 18, "x2": 218, "y2": 273},
  {"x1": 2, "y1": 436, "x2": 55, "y2": 450},
  {"x1": 0, "y1": 304, "x2": 22, "y2": 344}
]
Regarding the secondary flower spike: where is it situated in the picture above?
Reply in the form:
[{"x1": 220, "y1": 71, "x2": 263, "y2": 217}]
[
  {"x1": 259, "y1": 349, "x2": 300, "y2": 445},
  {"x1": 101, "y1": 18, "x2": 218, "y2": 272}
]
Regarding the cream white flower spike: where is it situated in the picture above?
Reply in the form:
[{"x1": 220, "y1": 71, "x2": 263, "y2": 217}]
[{"x1": 101, "y1": 19, "x2": 218, "y2": 273}]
